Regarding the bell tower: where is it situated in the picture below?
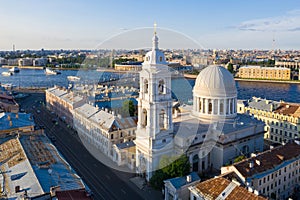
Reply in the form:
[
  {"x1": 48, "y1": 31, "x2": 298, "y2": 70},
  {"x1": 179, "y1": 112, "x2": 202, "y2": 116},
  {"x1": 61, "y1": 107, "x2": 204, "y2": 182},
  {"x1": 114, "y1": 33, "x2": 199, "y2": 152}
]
[{"x1": 135, "y1": 24, "x2": 174, "y2": 181}]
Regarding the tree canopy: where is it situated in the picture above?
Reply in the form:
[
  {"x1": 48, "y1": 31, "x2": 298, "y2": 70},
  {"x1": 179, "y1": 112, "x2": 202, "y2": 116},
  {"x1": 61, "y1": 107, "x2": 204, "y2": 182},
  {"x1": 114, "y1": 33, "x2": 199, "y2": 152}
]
[{"x1": 149, "y1": 155, "x2": 190, "y2": 190}]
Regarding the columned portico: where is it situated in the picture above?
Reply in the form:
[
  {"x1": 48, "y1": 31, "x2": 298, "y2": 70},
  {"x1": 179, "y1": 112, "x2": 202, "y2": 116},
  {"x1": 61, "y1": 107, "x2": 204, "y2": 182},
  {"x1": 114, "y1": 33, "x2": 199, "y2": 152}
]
[{"x1": 192, "y1": 65, "x2": 238, "y2": 122}]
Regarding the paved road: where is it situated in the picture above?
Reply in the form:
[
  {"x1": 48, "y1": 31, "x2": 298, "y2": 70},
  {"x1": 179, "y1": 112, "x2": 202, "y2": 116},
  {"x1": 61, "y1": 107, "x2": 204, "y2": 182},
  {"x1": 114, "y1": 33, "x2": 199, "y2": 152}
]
[{"x1": 17, "y1": 92, "x2": 162, "y2": 200}]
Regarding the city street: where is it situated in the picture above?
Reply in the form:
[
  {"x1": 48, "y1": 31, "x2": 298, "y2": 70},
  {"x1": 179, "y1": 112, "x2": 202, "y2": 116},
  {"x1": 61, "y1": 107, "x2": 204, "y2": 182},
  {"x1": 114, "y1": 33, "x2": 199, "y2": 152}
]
[{"x1": 16, "y1": 92, "x2": 162, "y2": 200}]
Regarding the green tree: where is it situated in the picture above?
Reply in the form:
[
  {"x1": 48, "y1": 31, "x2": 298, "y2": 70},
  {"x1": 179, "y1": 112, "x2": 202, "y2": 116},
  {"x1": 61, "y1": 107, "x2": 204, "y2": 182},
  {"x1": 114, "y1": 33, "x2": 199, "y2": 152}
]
[
  {"x1": 149, "y1": 169, "x2": 168, "y2": 190},
  {"x1": 150, "y1": 155, "x2": 191, "y2": 190},
  {"x1": 121, "y1": 100, "x2": 136, "y2": 117},
  {"x1": 227, "y1": 63, "x2": 234, "y2": 73}
]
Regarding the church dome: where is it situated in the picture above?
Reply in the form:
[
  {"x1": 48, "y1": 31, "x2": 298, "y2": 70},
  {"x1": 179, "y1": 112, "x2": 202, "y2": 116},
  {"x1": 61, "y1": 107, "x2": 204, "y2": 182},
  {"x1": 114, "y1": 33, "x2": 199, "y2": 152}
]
[
  {"x1": 193, "y1": 65, "x2": 237, "y2": 98},
  {"x1": 192, "y1": 65, "x2": 237, "y2": 122}
]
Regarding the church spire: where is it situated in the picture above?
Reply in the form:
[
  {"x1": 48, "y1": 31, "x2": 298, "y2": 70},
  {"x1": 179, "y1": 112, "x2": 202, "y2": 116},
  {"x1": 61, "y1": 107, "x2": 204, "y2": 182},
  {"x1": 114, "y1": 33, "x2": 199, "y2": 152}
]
[{"x1": 152, "y1": 22, "x2": 158, "y2": 50}]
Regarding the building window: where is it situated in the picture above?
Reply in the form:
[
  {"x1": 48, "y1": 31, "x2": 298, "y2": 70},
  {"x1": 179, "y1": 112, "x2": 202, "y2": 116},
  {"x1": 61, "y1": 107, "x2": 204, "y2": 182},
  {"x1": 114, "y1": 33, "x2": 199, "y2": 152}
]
[
  {"x1": 144, "y1": 79, "x2": 148, "y2": 93},
  {"x1": 159, "y1": 56, "x2": 162, "y2": 62},
  {"x1": 111, "y1": 134, "x2": 114, "y2": 139},
  {"x1": 162, "y1": 139, "x2": 166, "y2": 143},
  {"x1": 158, "y1": 80, "x2": 165, "y2": 94},
  {"x1": 120, "y1": 132, "x2": 123, "y2": 137},
  {"x1": 159, "y1": 109, "x2": 166, "y2": 130},
  {"x1": 142, "y1": 109, "x2": 147, "y2": 127}
]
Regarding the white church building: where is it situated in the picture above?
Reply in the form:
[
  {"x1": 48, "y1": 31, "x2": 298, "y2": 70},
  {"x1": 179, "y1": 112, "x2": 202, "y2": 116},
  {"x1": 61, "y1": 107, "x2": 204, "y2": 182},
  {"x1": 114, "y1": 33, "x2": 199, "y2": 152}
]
[{"x1": 135, "y1": 29, "x2": 265, "y2": 181}]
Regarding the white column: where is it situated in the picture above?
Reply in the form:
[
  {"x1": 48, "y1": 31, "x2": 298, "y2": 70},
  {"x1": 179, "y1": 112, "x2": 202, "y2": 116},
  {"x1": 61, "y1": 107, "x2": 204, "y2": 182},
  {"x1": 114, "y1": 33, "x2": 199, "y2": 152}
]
[
  {"x1": 224, "y1": 99, "x2": 227, "y2": 115},
  {"x1": 217, "y1": 99, "x2": 220, "y2": 115},
  {"x1": 201, "y1": 98, "x2": 205, "y2": 113},
  {"x1": 194, "y1": 96, "x2": 197, "y2": 111},
  {"x1": 205, "y1": 99, "x2": 209, "y2": 114},
  {"x1": 197, "y1": 97, "x2": 200, "y2": 112},
  {"x1": 212, "y1": 99, "x2": 215, "y2": 115}
]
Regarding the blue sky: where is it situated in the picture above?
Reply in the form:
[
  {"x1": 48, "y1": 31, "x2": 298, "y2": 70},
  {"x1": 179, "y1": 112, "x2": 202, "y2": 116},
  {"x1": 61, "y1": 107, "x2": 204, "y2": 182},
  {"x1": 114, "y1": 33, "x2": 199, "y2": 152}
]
[{"x1": 1, "y1": 0, "x2": 300, "y2": 50}]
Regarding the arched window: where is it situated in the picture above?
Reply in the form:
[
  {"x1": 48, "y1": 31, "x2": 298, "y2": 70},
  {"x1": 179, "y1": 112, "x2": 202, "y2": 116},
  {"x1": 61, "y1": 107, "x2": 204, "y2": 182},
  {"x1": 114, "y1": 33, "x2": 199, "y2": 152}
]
[
  {"x1": 142, "y1": 109, "x2": 147, "y2": 127},
  {"x1": 208, "y1": 102, "x2": 212, "y2": 114},
  {"x1": 159, "y1": 109, "x2": 166, "y2": 130},
  {"x1": 158, "y1": 80, "x2": 165, "y2": 94},
  {"x1": 159, "y1": 56, "x2": 162, "y2": 62},
  {"x1": 144, "y1": 79, "x2": 148, "y2": 93}
]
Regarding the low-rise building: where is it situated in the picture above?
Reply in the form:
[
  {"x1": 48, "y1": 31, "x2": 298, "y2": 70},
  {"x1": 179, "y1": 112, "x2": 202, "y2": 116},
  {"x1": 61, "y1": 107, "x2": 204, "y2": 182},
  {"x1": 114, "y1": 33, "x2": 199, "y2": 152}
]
[
  {"x1": 0, "y1": 57, "x2": 7, "y2": 65},
  {"x1": 189, "y1": 176, "x2": 267, "y2": 200},
  {"x1": 18, "y1": 58, "x2": 33, "y2": 66},
  {"x1": 238, "y1": 66, "x2": 291, "y2": 80},
  {"x1": 275, "y1": 60, "x2": 300, "y2": 70},
  {"x1": 221, "y1": 141, "x2": 300, "y2": 199},
  {"x1": 0, "y1": 93, "x2": 19, "y2": 113},
  {"x1": 46, "y1": 86, "x2": 85, "y2": 127},
  {"x1": 164, "y1": 172, "x2": 200, "y2": 200},
  {"x1": 73, "y1": 103, "x2": 137, "y2": 166},
  {"x1": 0, "y1": 134, "x2": 87, "y2": 199},
  {"x1": 237, "y1": 97, "x2": 300, "y2": 144},
  {"x1": 115, "y1": 61, "x2": 143, "y2": 71},
  {"x1": 0, "y1": 112, "x2": 34, "y2": 137},
  {"x1": 33, "y1": 58, "x2": 48, "y2": 66}
]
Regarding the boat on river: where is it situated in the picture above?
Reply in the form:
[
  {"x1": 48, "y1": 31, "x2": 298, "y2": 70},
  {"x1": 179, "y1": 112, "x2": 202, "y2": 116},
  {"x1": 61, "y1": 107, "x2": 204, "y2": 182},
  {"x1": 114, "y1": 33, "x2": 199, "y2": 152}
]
[
  {"x1": 9, "y1": 66, "x2": 20, "y2": 73},
  {"x1": 45, "y1": 68, "x2": 61, "y2": 75},
  {"x1": 67, "y1": 76, "x2": 80, "y2": 81},
  {"x1": 2, "y1": 71, "x2": 13, "y2": 76}
]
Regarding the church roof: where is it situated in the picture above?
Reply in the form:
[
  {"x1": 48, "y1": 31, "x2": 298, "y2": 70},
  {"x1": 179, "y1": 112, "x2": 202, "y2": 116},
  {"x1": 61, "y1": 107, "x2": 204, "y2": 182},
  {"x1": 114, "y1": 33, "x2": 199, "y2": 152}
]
[
  {"x1": 193, "y1": 65, "x2": 237, "y2": 98},
  {"x1": 173, "y1": 112, "x2": 264, "y2": 147}
]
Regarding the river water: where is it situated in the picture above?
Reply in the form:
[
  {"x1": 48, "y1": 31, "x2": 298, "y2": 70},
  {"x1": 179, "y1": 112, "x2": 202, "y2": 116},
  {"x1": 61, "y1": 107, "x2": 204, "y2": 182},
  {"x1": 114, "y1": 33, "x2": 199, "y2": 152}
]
[{"x1": 1, "y1": 68, "x2": 300, "y2": 103}]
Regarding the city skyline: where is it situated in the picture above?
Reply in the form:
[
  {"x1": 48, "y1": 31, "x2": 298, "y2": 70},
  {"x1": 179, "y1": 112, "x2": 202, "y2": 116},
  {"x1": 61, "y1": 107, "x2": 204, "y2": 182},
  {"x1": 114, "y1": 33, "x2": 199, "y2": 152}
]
[{"x1": 2, "y1": 0, "x2": 300, "y2": 50}]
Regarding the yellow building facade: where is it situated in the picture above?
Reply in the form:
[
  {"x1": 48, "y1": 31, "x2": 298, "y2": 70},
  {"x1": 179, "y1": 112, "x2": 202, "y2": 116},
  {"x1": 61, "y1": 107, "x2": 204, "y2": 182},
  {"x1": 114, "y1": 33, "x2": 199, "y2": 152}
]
[
  {"x1": 238, "y1": 66, "x2": 291, "y2": 80},
  {"x1": 238, "y1": 97, "x2": 300, "y2": 144}
]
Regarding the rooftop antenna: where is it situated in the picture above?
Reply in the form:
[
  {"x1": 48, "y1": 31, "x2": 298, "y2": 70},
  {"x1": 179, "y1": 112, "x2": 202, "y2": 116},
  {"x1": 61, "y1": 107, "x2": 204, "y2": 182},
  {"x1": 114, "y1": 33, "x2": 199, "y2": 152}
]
[{"x1": 13, "y1": 44, "x2": 15, "y2": 52}]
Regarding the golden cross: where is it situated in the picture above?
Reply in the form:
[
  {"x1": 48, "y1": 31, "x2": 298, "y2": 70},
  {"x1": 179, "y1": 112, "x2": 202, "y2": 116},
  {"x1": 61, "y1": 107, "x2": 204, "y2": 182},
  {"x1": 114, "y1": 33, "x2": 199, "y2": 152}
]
[{"x1": 154, "y1": 22, "x2": 157, "y2": 35}]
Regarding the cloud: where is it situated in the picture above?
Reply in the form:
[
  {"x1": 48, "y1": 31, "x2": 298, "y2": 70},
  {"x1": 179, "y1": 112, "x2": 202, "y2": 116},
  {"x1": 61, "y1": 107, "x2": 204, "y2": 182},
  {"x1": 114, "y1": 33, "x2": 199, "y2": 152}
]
[{"x1": 235, "y1": 9, "x2": 300, "y2": 32}]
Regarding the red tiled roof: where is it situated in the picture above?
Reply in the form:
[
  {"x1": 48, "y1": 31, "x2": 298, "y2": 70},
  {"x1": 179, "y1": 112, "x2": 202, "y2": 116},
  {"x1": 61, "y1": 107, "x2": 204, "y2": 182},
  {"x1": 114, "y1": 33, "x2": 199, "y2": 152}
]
[
  {"x1": 193, "y1": 177, "x2": 266, "y2": 200},
  {"x1": 234, "y1": 142, "x2": 300, "y2": 177},
  {"x1": 274, "y1": 103, "x2": 300, "y2": 117}
]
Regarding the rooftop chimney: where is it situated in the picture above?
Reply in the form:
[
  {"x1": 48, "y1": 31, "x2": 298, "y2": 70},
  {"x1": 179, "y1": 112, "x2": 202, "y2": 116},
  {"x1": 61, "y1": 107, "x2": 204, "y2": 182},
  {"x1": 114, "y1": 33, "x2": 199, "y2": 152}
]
[
  {"x1": 249, "y1": 161, "x2": 254, "y2": 169},
  {"x1": 255, "y1": 159, "x2": 261, "y2": 166},
  {"x1": 186, "y1": 175, "x2": 192, "y2": 183}
]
